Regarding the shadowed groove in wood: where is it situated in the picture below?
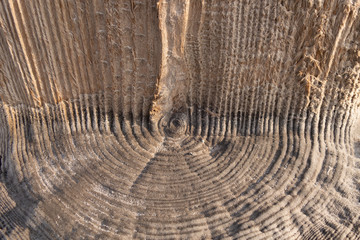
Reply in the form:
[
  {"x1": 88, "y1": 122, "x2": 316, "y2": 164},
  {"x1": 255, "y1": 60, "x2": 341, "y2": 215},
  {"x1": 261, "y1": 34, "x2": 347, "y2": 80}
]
[{"x1": 1, "y1": 0, "x2": 360, "y2": 239}]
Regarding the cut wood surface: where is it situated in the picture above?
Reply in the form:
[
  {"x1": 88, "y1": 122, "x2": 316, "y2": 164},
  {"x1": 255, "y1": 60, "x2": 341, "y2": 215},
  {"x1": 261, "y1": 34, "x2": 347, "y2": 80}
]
[{"x1": 1, "y1": 0, "x2": 360, "y2": 239}]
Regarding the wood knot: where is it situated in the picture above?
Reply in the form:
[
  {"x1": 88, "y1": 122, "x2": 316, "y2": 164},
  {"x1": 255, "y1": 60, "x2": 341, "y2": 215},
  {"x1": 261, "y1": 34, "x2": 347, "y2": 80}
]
[{"x1": 164, "y1": 113, "x2": 187, "y2": 138}]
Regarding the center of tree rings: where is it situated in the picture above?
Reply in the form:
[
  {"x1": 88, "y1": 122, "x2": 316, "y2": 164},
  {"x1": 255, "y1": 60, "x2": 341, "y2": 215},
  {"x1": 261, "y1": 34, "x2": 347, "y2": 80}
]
[{"x1": 164, "y1": 113, "x2": 187, "y2": 138}]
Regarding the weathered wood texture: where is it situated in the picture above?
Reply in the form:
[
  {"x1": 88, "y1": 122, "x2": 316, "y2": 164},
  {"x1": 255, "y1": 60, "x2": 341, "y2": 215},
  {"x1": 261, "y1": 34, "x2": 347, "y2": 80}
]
[{"x1": 1, "y1": 0, "x2": 360, "y2": 239}]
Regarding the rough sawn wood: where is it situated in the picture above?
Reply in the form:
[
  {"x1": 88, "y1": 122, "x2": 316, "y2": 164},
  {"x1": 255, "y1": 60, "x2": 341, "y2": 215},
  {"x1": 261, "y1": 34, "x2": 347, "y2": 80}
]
[{"x1": 1, "y1": 0, "x2": 360, "y2": 239}]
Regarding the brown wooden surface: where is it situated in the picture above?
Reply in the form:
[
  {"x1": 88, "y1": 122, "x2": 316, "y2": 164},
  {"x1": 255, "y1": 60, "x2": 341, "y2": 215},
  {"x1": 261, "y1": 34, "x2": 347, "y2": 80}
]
[{"x1": 1, "y1": 0, "x2": 360, "y2": 239}]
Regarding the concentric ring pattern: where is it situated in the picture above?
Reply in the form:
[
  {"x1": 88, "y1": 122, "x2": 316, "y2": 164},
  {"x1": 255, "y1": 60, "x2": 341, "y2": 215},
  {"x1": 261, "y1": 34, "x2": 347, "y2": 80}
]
[{"x1": 1, "y1": 0, "x2": 360, "y2": 239}]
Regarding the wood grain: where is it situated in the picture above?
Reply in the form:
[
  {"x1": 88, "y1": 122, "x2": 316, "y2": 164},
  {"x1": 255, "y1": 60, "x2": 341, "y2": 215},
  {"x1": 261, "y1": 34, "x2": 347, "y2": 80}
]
[{"x1": 1, "y1": 0, "x2": 360, "y2": 239}]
